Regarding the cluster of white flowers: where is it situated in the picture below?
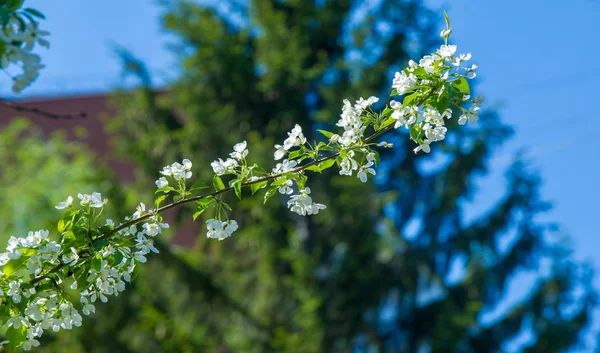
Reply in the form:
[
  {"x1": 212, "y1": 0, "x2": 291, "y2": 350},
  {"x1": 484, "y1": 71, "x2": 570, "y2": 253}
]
[
  {"x1": 77, "y1": 192, "x2": 107, "y2": 208},
  {"x1": 211, "y1": 142, "x2": 249, "y2": 175},
  {"x1": 274, "y1": 124, "x2": 307, "y2": 160},
  {"x1": 0, "y1": 227, "x2": 89, "y2": 350},
  {"x1": 458, "y1": 95, "x2": 485, "y2": 125},
  {"x1": 389, "y1": 43, "x2": 482, "y2": 154},
  {"x1": 330, "y1": 96, "x2": 378, "y2": 148},
  {"x1": 0, "y1": 20, "x2": 49, "y2": 94},
  {"x1": 392, "y1": 70, "x2": 418, "y2": 95},
  {"x1": 0, "y1": 189, "x2": 176, "y2": 350},
  {"x1": 287, "y1": 188, "x2": 326, "y2": 216},
  {"x1": 160, "y1": 159, "x2": 193, "y2": 181},
  {"x1": 0, "y1": 230, "x2": 59, "y2": 276},
  {"x1": 206, "y1": 219, "x2": 239, "y2": 241},
  {"x1": 3, "y1": 290, "x2": 85, "y2": 350}
]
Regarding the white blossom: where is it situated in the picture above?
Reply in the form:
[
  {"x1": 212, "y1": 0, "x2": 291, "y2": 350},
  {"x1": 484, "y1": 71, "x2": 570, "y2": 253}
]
[
  {"x1": 160, "y1": 159, "x2": 193, "y2": 181},
  {"x1": 287, "y1": 188, "x2": 326, "y2": 216},
  {"x1": 274, "y1": 144, "x2": 287, "y2": 160},
  {"x1": 272, "y1": 159, "x2": 298, "y2": 174},
  {"x1": 458, "y1": 106, "x2": 480, "y2": 125},
  {"x1": 339, "y1": 151, "x2": 359, "y2": 176},
  {"x1": 357, "y1": 153, "x2": 377, "y2": 183},
  {"x1": 7, "y1": 280, "x2": 22, "y2": 303},
  {"x1": 438, "y1": 44, "x2": 457, "y2": 58},
  {"x1": 55, "y1": 196, "x2": 73, "y2": 209},
  {"x1": 78, "y1": 192, "x2": 107, "y2": 208},
  {"x1": 413, "y1": 141, "x2": 431, "y2": 154},
  {"x1": 155, "y1": 177, "x2": 169, "y2": 190},
  {"x1": 132, "y1": 203, "x2": 146, "y2": 220},
  {"x1": 282, "y1": 124, "x2": 307, "y2": 150},
  {"x1": 230, "y1": 141, "x2": 249, "y2": 160},
  {"x1": 206, "y1": 219, "x2": 238, "y2": 241},
  {"x1": 419, "y1": 55, "x2": 435, "y2": 74},
  {"x1": 211, "y1": 158, "x2": 238, "y2": 175},
  {"x1": 392, "y1": 71, "x2": 418, "y2": 95}
]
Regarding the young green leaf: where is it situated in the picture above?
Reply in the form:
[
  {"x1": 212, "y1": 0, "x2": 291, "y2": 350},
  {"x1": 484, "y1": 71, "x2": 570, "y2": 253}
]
[
  {"x1": 452, "y1": 77, "x2": 470, "y2": 94},
  {"x1": 213, "y1": 174, "x2": 226, "y2": 191},
  {"x1": 24, "y1": 7, "x2": 46, "y2": 19},
  {"x1": 190, "y1": 181, "x2": 209, "y2": 192},
  {"x1": 6, "y1": 325, "x2": 27, "y2": 350},
  {"x1": 264, "y1": 186, "x2": 278, "y2": 204},
  {"x1": 251, "y1": 180, "x2": 268, "y2": 195},
  {"x1": 317, "y1": 129, "x2": 334, "y2": 139},
  {"x1": 233, "y1": 180, "x2": 242, "y2": 200},
  {"x1": 155, "y1": 186, "x2": 176, "y2": 194},
  {"x1": 155, "y1": 194, "x2": 168, "y2": 208}
]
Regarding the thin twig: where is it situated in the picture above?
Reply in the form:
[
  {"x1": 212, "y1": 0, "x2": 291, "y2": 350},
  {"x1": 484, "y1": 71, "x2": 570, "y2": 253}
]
[{"x1": 0, "y1": 97, "x2": 87, "y2": 120}]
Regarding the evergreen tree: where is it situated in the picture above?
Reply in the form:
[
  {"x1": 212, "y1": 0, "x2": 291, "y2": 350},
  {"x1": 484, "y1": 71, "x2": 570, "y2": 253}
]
[{"x1": 27, "y1": 1, "x2": 595, "y2": 352}]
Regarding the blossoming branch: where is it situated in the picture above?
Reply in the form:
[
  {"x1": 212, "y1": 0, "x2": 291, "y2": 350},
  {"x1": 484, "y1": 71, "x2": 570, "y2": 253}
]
[{"x1": 0, "y1": 14, "x2": 483, "y2": 350}]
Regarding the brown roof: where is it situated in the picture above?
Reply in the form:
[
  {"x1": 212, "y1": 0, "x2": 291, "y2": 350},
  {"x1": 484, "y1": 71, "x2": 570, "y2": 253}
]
[
  {"x1": 0, "y1": 93, "x2": 135, "y2": 182},
  {"x1": 0, "y1": 93, "x2": 196, "y2": 246}
]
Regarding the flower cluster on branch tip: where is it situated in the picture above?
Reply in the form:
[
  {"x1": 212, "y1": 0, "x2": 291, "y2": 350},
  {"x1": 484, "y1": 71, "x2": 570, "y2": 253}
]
[
  {"x1": 0, "y1": 13, "x2": 482, "y2": 350},
  {"x1": 0, "y1": 1, "x2": 49, "y2": 94}
]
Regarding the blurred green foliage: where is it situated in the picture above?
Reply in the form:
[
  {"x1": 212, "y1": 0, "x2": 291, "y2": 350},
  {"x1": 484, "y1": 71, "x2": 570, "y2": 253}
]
[
  {"x1": 0, "y1": 0, "x2": 596, "y2": 352},
  {"x1": 0, "y1": 119, "x2": 121, "y2": 243}
]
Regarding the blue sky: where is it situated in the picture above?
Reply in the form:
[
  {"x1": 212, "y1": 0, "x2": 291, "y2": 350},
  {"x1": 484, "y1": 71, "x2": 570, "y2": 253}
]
[{"x1": 2, "y1": 0, "x2": 599, "y2": 349}]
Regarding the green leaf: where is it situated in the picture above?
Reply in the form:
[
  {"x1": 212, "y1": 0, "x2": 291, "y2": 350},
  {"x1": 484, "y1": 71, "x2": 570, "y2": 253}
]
[
  {"x1": 24, "y1": 7, "x2": 45, "y2": 19},
  {"x1": 271, "y1": 177, "x2": 290, "y2": 187},
  {"x1": 155, "y1": 186, "x2": 175, "y2": 194},
  {"x1": 189, "y1": 181, "x2": 209, "y2": 192},
  {"x1": 288, "y1": 149, "x2": 302, "y2": 160},
  {"x1": 452, "y1": 77, "x2": 470, "y2": 95},
  {"x1": 57, "y1": 219, "x2": 71, "y2": 233},
  {"x1": 155, "y1": 194, "x2": 168, "y2": 208},
  {"x1": 316, "y1": 141, "x2": 334, "y2": 151},
  {"x1": 409, "y1": 125, "x2": 422, "y2": 143},
  {"x1": 91, "y1": 255, "x2": 102, "y2": 271},
  {"x1": 264, "y1": 187, "x2": 278, "y2": 204},
  {"x1": 193, "y1": 208, "x2": 207, "y2": 221},
  {"x1": 6, "y1": 325, "x2": 27, "y2": 350},
  {"x1": 402, "y1": 92, "x2": 419, "y2": 108},
  {"x1": 318, "y1": 158, "x2": 336, "y2": 171},
  {"x1": 305, "y1": 165, "x2": 322, "y2": 173},
  {"x1": 196, "y1": 196, "x2": 214, "y2": 207},
  {"x1": 213, "y1": 175, "x2": 226, "y2": 191},
  {"x1": 381, "y1": 116, "x2": 396, "y2": 129},
  {"x1": 390, "y1": 89, "x2": 398, "y2": 96},
  {"x1": 113, "y1": 251, "x2": 124, "y2": 266},
  {"x1": 0, "y1": 8, "x2": 10, "y2": 26},
  {"x1": 192, "y1": 197, "x2": 215, "y2": 220},
  {"x1": 75, "y1": 262, "x2": 91, "y2": 289},
  {"x1": 371, "y1": 150, "x2": 381, "y2": 165},
  {"x1": 251, "y1": 180, "x2": 268, "y2": 194},
  {"x1": 317, "y1": 129, "x2": 334, "y2": 139},
  {"x1": 5, "y1": 0, "x2": 25, "y2": 11},
  {"x1": 3, "y1": 256, "x2": 27, "y2": 277},
  {"x1": 92, "y1": 239, "x2": 109, "y2": 249},
  {"x1": 444, "y1": 10, "x2": 451, "y2": 28},
  {"x1": 233, "y1": 180, "x2": 242, "y2": 200},
  {"x1": 380, "y1": 106, "x2": 392, "y2": 119},
  {"x1": 130, "y1": 262, "x2": 141, "y2": 281},
  {"x1": 61, "y1": 230, "x2": 76, "y2": 246},
  {"x1": 435, "y1": 91, "x2": 450, "y2": 112},
  {"x1": 252, "y1": 165, "x2": 267, "y2": 174}
]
